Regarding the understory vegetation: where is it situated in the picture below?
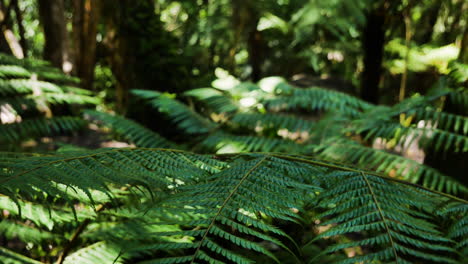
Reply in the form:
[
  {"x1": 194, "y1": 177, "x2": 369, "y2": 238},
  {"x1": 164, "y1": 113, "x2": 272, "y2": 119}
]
[
  {"x1": 0, "y1": 0, "x2": 467, "y2": 263},
  {"x1": 1, "y1": 53, "x2": 467, "y2": 263}
]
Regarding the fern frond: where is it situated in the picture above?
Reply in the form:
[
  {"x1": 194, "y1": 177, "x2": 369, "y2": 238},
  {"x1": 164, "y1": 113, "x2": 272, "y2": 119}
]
[
  {"x1": 0, "y1": 65, "x2": 31, "y2": 78},
  {"x1": 1, "y1": 150, "x2": 467, "y2": 263},
  {"x1": 0, "y1": 117, "x2": 87, "y2": 143},
  {"x1": 0, "y1": 220, "x2": 58, "y2": 244},
  {"x1": 0, "y1": 96, "x2": 36, "y2": 114},
  {"x1": 85, "y1": 110, "x2": 179, "y2": 149},
  {"x1": 0, "y1": 246, "x2": 43, "y2": 264},
  {"x1": 197, "y1": 131, "x2": 304, "y2": 153},
  {"x1": 440, "y1": 202, "x2": 468, "y2": 259},
  {"x1": 316, "y1": 171, "x2": 457, "y2": 263},
  {"x1": 184, "y1": 88, "x2": 239, "y2": 114},
  {"x1": 262, "y1": 86, "x2": 373, "y2": 117},
  {"x1": 447, "y1": 88, "x2": 468, "y2": 114},
  {"x1": 0, "y1": 149, "x2": 210, "y2": 203},
  {"x1": 63, "y1": 242, "x2": 124, "y2": 264},
  {"x1": 0, "y1": 196, "x2": 94, "y2": 229},
  {"x1": 231, "y1": 112, "x2": 316, "y2": 134},
  {"x1": 0, "y1": 79, "x2": 63, "y2": 95},
  {"x1": 156, "y1": 156, "x2": 316, "y2": 263},
  {"x1": 448, "y1": 62, "x2": 467, "y2": 84},
  {"x1": 0, "y1": 54, "x2": 79, "y2": 84},
  {"x1": 0, "y1": 53, "x2": 49, "y2": 67},
  {"x1": 412, "y1": 107, "x2": 468, "y2": 135},
  {"x1": 41, "y1": 92, "x2": 100, "y2": 105},
  {"x1": 357, "y1": 121, "x2": 468, "y2": 154},
  {"x1": 132, "y1": 90, "x2": 216, "y2": 134},
  {"x1": 317, "y1": 138, "x2": 467, "y2": 194},
  {"x1": 0, "y1": 80, "x2": 97, "y2": 105}
]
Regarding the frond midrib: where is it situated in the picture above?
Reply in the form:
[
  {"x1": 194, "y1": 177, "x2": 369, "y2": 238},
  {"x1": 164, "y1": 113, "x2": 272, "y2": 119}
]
[
  {"x1": 189, "y1": 156, "x2": 268, "y2": 263},
  {"x1": 360, "y1": 172, "x2": 399, "y2": 262}
]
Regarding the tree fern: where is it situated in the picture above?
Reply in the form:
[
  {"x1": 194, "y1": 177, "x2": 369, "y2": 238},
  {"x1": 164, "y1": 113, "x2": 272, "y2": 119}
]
[
  {"x1": 183, "y1": 88, "x2": 239, "y2": 114},
  {"x1": 1, "y1": 149, "x2": 466, "y2": 263},
  {"x1": 122, "y1": 77, "x2": 468, "y2": 198},
  {"x1": 261, "y1": 84, "x2": 373, "y2": 117},
  {"x1": 0, "y1": 220, "x2": 57, "y2": 244},
  {"x1": 0, "y1": 246, "x2": 43, "y2": 264},
  {"x1": 0, "y1": 117, "x2": 87, "y2": 143},
  {"x1": 63, "y1": 242, "x2": 123, "y2": 264},
  {"x1": 147, "y1": 155, "x2": 323, "y2": 264},
  {"x1": 85, "y1": 110, "x2": 178, "y2": 149},
  {"x1": 442, "y1": 202, "x2": 468, "y2": 259},
  {"x1": 0, "y1": 54, "x2": 79, "y2": 83},
  {"x1": 132, "y1": 90, "x2": 216, "y2": 134},
  {"x1": 0, "y1": 149, "x2": 211, "y2": 202},
  {"x1": 315, "y1": 170, "x2": 458, "y2": 263},
  {"x1": 0, "y1": 53, "x2": 99, "y2": 147},
  {"x1": 231, "y1": 112, "x2": 316, "y2": 135},
  {"x1": 317, "y1": 137, "x2": 467, "y2": 194},
  {"x1": 0, "y1": 195, "x2": 95, "y2": 229},
  {"x1": 196, "y1": 131, "x2": 306, "y2": 153}
]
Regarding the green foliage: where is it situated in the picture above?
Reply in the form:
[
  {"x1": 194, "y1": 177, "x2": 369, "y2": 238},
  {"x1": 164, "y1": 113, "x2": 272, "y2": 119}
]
[
  {"x1": 132, "y1": 89, "x2": 216, "y2": 135},
  {"x1": 0, "y1": 246, "x2": 43, "y2": 264},
  {"x1": 0, "y1": 53, "x2": 98, "y2": 146},
  {"x1": 2, "y1": 0, "x2": 467, "y2": 262},
  {"x1": 63, "y1": 242, "x2": 123, "y2": 264},
  {"x1": 109, "y1": 72, "x2": 466, "y2": 196},
  {"x1": 0, "y1": 117, "x2": 87, "y2": 143},
  {"x1": 1, "y1": 149, "x2": 466, "y2": 263},
  {"x1": 85, "y1": 110, "x2": 178, "y2": 149},
  {"x1": 316, "y1": 171, "x2": 458, "y2": 263},
  {"x1": 317, "y1": 137, "x2": 466, "y2": 194}
]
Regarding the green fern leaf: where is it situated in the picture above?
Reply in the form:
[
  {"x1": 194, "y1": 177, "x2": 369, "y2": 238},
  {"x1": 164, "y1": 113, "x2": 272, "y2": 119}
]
[
  {"x1": 0, "y1": 117, "x2": 87, "y2": 143},
  {"x1": 197, "y1": 131, "x2": 304, "y2": 153},
  {"x1": 85, "y1": 110, "x2": 178, "y2": 149},
  {"x1": 317, "y1": 137, "x2": 467, "y2": 194},
  {"x1": 152, "y1": 155, "x2": 319, "y2": 263},
  {"x1": 63, "y1": 242, "x2": 124, "y2": 264},
  {"x1": 316, "y1": 171, "x2": 458, "y2": 263},
  {"x1": 184, "y1": 88, "x2": 239, "y2": 114},
  {"x1": 231, "y1": 112, "x2": 316, "y2": 134},
  {"x1": 132, "y1": 90, "x2": 216, "y2": 134},
  {"x1": 262, "y1": 86, "x2": 373, "y2": 117},
  {"x1": 0, "y1": 246, "x2": 43, "y2": 264}
]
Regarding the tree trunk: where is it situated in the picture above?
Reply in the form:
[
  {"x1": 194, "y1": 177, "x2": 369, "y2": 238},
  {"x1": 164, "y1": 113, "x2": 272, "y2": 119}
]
[
  {"x1": 360, "y1": 4, "x2": 387, "y2": 104},
  {"x1": 72, "y1": 0, "x2": 100, "y2": 90},
  {"x1": 0, "y1": 0, "x2": 23, "y2": 58},
  {"x1": 101, "y1": 0, "x2": 132, "y2": 114},
  {"x1": 101, "y1": 0, "x2": 187, "y2": 114},
  {"x1": 248, "y1": 26, "x2": 262, "y2": 82},
  {"x1": 38, "y1": 0, "x2": 70, "y2": 71},
  {"x1": 232, "y1": 0, "x2": 262, "y2": 81},
  {"x1": 11, "y1": 0, "x2": 27, "y2": 56}
]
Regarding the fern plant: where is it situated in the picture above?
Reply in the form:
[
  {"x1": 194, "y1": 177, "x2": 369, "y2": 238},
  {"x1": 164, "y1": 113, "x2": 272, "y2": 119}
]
[
  {"x1": 0, "y1": 53, "x2": 99, "y2": 148},
  {"x1": 103, "y1": 67, "x2": 466, "y2": 196},
  {"x1": 0, "y1": 149, "x2": 466, "y2": 263},
  {"x1": 0, "y1": 65, "x2": 467, "y2": 263}
]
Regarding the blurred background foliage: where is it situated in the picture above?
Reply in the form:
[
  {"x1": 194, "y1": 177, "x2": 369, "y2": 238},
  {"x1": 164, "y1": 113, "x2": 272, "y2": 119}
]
[
  {"x1": 0, "y1": 0, "x2": 467, "y2": 263},
  {"x1": 0, "y1": 0, "x2": 464, "y2": 104}
]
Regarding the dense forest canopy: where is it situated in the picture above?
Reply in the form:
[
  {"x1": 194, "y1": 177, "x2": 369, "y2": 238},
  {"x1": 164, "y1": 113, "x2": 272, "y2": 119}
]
[{"x1": 0, "y1": 0, "x2": 467, "y2": 263}]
